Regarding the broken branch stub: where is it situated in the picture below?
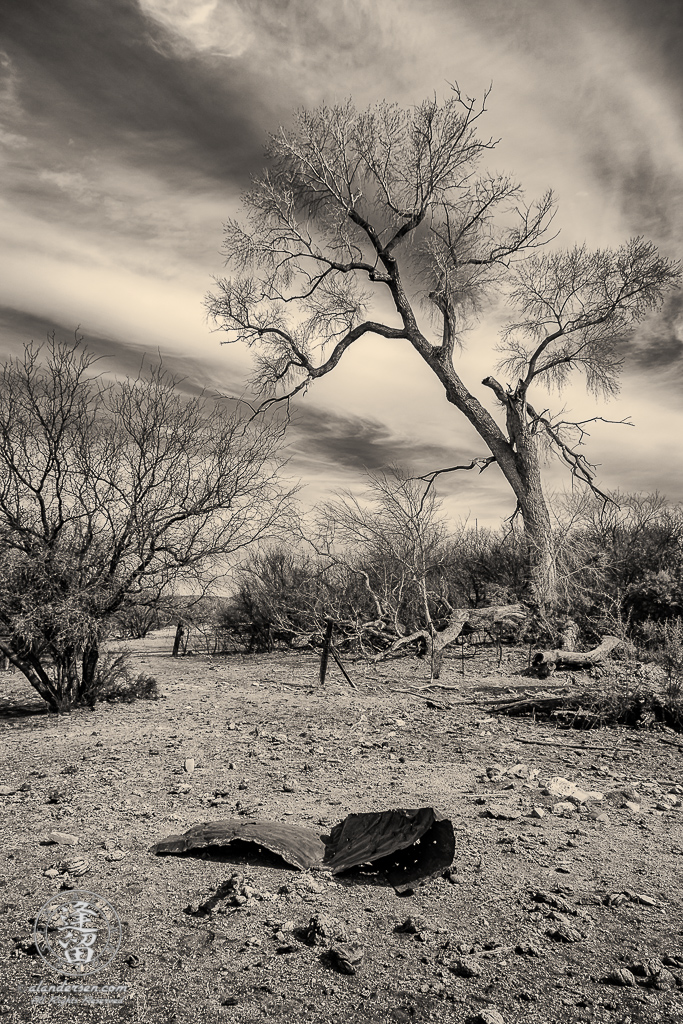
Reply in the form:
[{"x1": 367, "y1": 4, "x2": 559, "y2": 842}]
[{"x1": 150, "y1": 807, "x2": 455, "y2": 890}]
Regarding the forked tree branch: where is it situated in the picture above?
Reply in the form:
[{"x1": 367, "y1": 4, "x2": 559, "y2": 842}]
[
  {"x1": 526, "y1": 402, "x2": 632, "y2": 505},
  {"x1": 415, "y1": 456, "x2": 496, "y2": 514}
]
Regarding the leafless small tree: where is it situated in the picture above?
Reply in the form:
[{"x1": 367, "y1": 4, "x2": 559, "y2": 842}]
[
  {"x1": 0, "y1": 337, "x2": 293, "y2": 711},
  {"x1": 312, "y1": 471, "x2": 455, "y2": 665},
  {"x1": 207, "y1": 88, "x2": 681, "y2": 609}
]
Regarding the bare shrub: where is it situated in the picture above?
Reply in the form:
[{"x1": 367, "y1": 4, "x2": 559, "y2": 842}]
[
  {"x1": 88, "y1": 651, "x2": 160, "y2": 705},
  {"x1": 0, "y1": 337, "x2": 293, "y2": 711}
]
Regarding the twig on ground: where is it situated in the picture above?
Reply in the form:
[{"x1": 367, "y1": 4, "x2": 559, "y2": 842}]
[
  {"x1": 511, "y1": 736, "x2": 616, "y2": 751},
  {"x1": 655, "y1": 737, "x2": 683, "y2": 751}
]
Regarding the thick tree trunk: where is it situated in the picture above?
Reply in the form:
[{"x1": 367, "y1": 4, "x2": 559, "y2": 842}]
[
  {"x1": 478, "y1": 379, "x2": 558, "y2": 609},
  {"x1": 517, "y1": 476, "x2": 557, "y2": 611},
  {"x1": 413, "y1": 345, "x2": 559, "y2": 611},
  {"x1": 2, "y1": 645, "x2": 62, "y2": 711},
  {"x1": 81, "y1": 644, "x2": 100, "y2": 706}
]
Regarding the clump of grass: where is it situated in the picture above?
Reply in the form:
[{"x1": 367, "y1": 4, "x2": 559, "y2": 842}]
[
  {"x1": 103, "y1": 671, "x2": 160, "y2": 703},
  {"x1": 93, "y1": 651, "x2": 161, "y2": 704}
]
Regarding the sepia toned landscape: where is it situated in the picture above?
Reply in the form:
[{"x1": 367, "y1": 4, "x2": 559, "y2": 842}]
[{"x1": 2, "y1": 1, "x2": 683, "y2": 1022}]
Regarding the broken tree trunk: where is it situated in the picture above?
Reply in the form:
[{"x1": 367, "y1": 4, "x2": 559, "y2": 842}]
[
  {"x1": 430, "y1": 611, "x2": 469, "y2": 680},
  {"x1": 530, "y1": 635, "x2": 625, "y2": 678},
  {"x1": 374, "y1": 603, "x2": 527, "y2": 675}
]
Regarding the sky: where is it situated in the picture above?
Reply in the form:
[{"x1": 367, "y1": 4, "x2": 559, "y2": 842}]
[{"x1": 1, "y1": 0, "x2": 682, "y2": 529}]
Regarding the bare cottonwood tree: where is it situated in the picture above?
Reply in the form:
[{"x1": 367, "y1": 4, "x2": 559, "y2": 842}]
[
  {"x1": 206, "y1": 89, "x2": 680, "y2": 607},
  {"x1": 0, "y1": 338, "x2": 293, "y2": 711}
]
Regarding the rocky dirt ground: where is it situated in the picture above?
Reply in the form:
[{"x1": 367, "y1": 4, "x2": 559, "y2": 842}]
[{"x1": 1, "y1": 629, "x2": 683, "y2": 1024}]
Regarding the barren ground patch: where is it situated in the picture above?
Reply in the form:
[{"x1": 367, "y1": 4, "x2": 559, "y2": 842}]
[{"x1": 1, "y1": 631, "x2": 683, "y2": 1023}]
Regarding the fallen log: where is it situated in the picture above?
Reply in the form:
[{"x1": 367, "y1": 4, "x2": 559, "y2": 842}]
[
  {"x1": 374, "y1": 604, "x2": 527, "y2": 674},
  {"x1": 530, "y1": 635, "x2": 625, "y2": 678}
]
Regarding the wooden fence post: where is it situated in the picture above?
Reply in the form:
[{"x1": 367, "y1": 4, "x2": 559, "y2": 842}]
[
  {"x1": 172, "y1": 621, "x2": 185, "y2": 658},
  {"x1": 319, "y1": 619, "x2": 334, "y2": 685}
]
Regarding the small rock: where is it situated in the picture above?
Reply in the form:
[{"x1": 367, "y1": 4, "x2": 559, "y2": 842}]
[
  {"x1": 485, "y1": 801, "x2": 522, "y2": 820},
  {"x1": 49, "y1": 831, "x2": 79, "y2": 846},
  {"x1": 649, "y1": 969, "x2": 676, "y2": 990},
  {"x1": 0, "y1": 785, "x2": 19, "y2": 796},
  {"x1": 515, "y1": 943, "x2": 541, "y2": 957},
  {"x1": 301, "y1": 914, "x2": 348, "y2": 946},
  {"x1": 517, "y1": 989, "x2": 537, "y2": 1002},
  {"x1": 631, "y1": 958, "x2": 664, "y2": 979},
  {"x1": 622, "y1": 801, "x2": 641, "y2": 813},
  {"x1": 455, "y1": 942, "x2": 475, "y2": 954},
  {"x1": 395, "y1": 917, "x2": 427, "y2": 934},
  {"x1": 567, "y1": 789, "x2": 604, "y2": 805},
  {"x1": 476, "y1": 1010, "x2": 505, "y2": 1024},
  {"x1": 548, "y1": 924, "x2": 582, "y2": 943},
  {"x1": 529, "y1": 806, "x2": 545, "y2": 819},
  {"x1": 328, "y1": 943, "x2": 363, "y2": 975},
  {"x1": 552, "y1": 801, "x2": 576, "y2": 816},
  {"x1": 531, "y1": 891, "x2": 574, "y2": 913},
  {"x1": 106, "y1": 850, "x2": 126, "y2": 862},
  {"x1": 60, "y1": 857, "x2": 89, "y2": 876},
  {"x1": 602, "y1": 968, "x2": 637, "y2": 987},
  {"x1": 43, "y1": 868, "x2": 59, "y2": 878},
  {"x1": 183, "y1": 759, "x2": 195, "y2": 774},
  {"x1": 547, "y1": 911, "x2": 573, "y2": 927},
  {"x1": 605, "y1": 892, "x2": 629, "y2": 907},
  {"x1": 282, "y1": 781, "x2": 297, "y2": 793},
  {"x1": 632, "y1": 892, "x2": 658, "y2": 906},
  {"x1": 294, "y1": 875, "x2": 325, "y2": 894},
  {"x1": 544, "y1": 777, "x2": 576, "y2": 798},
  {"x1": 449, "y1": 957, "x2": 483, "y2": 978},
  {"x1": 544, "y1": 777, "x2": 603, "y2": 803}
]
